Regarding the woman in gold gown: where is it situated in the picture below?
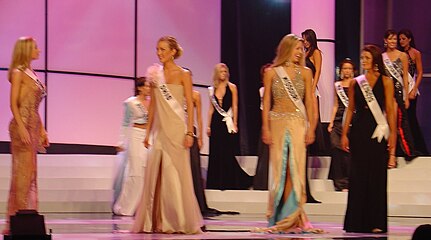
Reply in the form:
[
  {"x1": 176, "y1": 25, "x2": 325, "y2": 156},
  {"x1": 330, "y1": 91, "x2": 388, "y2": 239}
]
[
  {"x1": 131, "y1": 36, "x2": 203, "y2": 234},
  {"x1": 260, "y1": 34, "x2": 321, "y2": 233},
  {"x1": 3, "y1": 37, "x2": 49, "y2": 235}
]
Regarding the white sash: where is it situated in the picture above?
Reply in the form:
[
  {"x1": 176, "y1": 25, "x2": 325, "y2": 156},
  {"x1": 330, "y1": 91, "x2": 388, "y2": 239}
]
[
  {"x1": 274, "y1": 66, "x2": 308, "y2": 122},
  {"x1": 408, "y1": 73, "x2": 420, "y2": 95},
  {"x1": 382, "y1": 53, "x2": 407, "y2": 100},
  {"x1": 355, "y1": 75, "x2": 389, "y2": 142},
  {"x1": 334, "y1": 81, "x2": 349, "y2": 108},
  {"x1": 146, "y1": 64, "x2": 185, "y2": 123},
  {"x1": 208, "y1": 86, "x2": 236, "y2": 133},
  {"x1": 23, "y1": 68, "x2": 47, "y2": 97}
]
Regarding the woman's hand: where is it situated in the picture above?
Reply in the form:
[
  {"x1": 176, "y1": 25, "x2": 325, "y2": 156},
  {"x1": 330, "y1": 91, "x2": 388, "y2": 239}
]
[
  {"x1": 340, "y1": 134, "x2": 350, "y2": 152},
  {"x1": 198, "y1": 136, "x2": 203, "y2": 150},
  {"x1": 206, "y1": 127, "x2": 211, "y2": 137},
  {"x1": 18, "y1": 125, "x2": 31, "y2": 145},
  {"x1": 143, "y1": 135, "x2": 151, "y2": 148},
  {"x1": 405, "y1": 98, "x2": 410, "y2": 109},
  {"x1": 262, "y1": 129, "x2": 272, "y2": 145},
  {"x1": 305, "y1": 128, "x2": 315, "y2": 145},
  {"x1": 409, "y1": 88, "x2": 418, "y2": 100},
  {"x1": 41, "y1": 133, "x2": 50, "y2": 148},
  {"x1": 184, "y1": 134, "x2": 194, "y2": 148},
  {"x1": 327, "y1": 122, "x2": 333, "y2": 133}
]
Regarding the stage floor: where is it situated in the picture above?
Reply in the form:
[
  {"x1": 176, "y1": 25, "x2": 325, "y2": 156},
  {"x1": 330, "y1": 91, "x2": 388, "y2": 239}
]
[{"x1": 1, "y1": 213, "x2": 426, "y2": 239}]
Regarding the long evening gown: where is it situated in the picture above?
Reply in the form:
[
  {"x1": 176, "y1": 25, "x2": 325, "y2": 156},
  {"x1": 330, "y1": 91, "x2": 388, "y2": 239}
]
[
  {"x1": 328, "y1": 84, "x2": 351, "y2": 191},
  {"x1": 113, "y1": 97, "x2": 149, "y2": 216},
  {"x1": 344, "y1": 75, "x2": 388, "y2": 233},
  {"x1": 6, "y1": 67, "x2": 46, "y2": 228},
  {"x1": 206, "y1": 85, "x2": 252, "y2": 190},
  {"x1": 132, "y1": 84, "x2": 203, "y2": 234},
  {"x1": 385, "y1": 57, "x2": 416, "y2": 160},
  {"x1": 264, "y1": 69, "x2": 314, "y2": 232},
  {"x1": 406, "y1": 54, "x2": 428, "y2": 155}
]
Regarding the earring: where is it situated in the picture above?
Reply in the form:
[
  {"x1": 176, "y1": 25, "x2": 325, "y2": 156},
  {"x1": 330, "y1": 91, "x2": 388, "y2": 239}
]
[
  {"x1": 374, "y1": 64, "x2": 379, "y2": 72},
  {"x1": 340, "y1": 73, "x2": 344, "y2": 79},
  {"x1": 171, "y1": 55, "x2": 174, "y2": 60},
  {"x1": 384, "y1": 42, "x2": 388, "y2": 48}
]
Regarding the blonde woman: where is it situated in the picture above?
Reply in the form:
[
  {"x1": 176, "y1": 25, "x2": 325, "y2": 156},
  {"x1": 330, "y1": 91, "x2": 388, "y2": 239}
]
[
  {"x1": 206, "y1": 63, "x2": 252, "y2": 190},
  {"x1": 259, "y1": 34, "x2": 320, "y2": 233},
  {"x1": 3, "y1": 37, "x2": 49, "y2": 235},
  {"x1": 132, "y1": 36, "x2": 203, "y2": 234}
]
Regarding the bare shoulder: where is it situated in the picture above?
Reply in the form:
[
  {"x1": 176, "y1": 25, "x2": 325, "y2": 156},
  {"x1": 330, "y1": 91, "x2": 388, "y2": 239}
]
[
  {"x1": 301, "y1": 66, "x2": 313, "y2": 78},
  {"x1": 228, "y1": 82, "x2": 237, "y2": 90},
  {"x1": 264, "y1": 67, "x2": 276, "y2": 77}
]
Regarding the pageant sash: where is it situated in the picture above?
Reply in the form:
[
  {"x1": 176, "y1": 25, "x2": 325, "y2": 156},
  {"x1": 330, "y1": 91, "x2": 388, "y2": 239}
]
[
  {"x1": 335, "y1": 81, "x2": 349, "y2": 108},
  {"x1": 356, "y1": 75, "x2": 389, "y2": 142},
  {"x1": 146, "y1": 64, "x2": 185, "y2": 123},
  {"x1": 208, "y1": 86, "x2": 236, "y2": 133},
  {"x1": 23, "y1": 68, "x2": 47, "y2": 97},
  {"x1": 382, "y1": 52, "x2": 407, "y2": 100},
  {"x1": 274, "y1": 66, "x2": 308, "y2": 122},
  {"x1": 408, "y1": 73, "x2": 420, "y2": 95}
]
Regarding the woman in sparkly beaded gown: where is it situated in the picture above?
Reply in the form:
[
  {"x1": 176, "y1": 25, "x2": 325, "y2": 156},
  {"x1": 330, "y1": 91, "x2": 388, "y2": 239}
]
[
  {"x1": 383, "y1": 29, "x2": 416, "y2": 167},
  {"x1": 260, "y1": 34, "x2": 320, "y2": 233},
  {"x1": 3, "y1": 37, "x2": 49, "y2": 235}
]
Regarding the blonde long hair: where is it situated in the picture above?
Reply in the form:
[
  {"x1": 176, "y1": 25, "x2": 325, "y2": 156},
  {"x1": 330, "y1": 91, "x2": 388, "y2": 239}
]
[
  {"x1": 212, "y1": 63, "x2": 230, "y2": 89},
  {"x1": 8, "y1": 37, "x2": 36, "y2": 81},
  {"x1": 272, "y1": 34, "x2": 305, "y2": 67}
]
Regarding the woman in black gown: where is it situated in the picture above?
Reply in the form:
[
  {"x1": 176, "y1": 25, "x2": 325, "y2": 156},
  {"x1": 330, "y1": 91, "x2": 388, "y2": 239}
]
[
  {"x1": 341, "y1": 45, "x2": 396, "y2": 233},
  {"x1": 327, "y1": 59, "x2": 355, "y2": 191},
  {"x1": 206, "y1": 63, "x2": 252, "y2": 190},
  {"x1": 398, "y1": 29, "x2": 428, "y2": 155}
]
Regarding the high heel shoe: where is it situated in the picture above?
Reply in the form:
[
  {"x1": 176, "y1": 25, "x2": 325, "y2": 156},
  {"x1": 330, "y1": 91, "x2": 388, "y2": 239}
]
[{"x1": 388, "y1": 154, "x2": 397, "y2": 169}]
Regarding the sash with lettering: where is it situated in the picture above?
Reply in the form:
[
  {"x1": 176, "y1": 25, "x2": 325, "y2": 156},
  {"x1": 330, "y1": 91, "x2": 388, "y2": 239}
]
[
  {"x1": 146, "y1": 63, "x2": 185, "y2": 123},
  {"x1": 334, "y1": 81, "x2": 349, "y2": 108},
  {"x1": 208, "y1": 86, "x2": 236, "y2": 133},
  {"x1": 355, "y1": 75, "x2": 389, "y2": 142},
  {"x1": 382, "y1": 52, "x2": 409, "y2": 100},
  {"x1": 274, "y1": 66, "x2": 308, "y2": 122},
  {"x1": 408, "y1": 73, "x2": 420, "y2": 95}
]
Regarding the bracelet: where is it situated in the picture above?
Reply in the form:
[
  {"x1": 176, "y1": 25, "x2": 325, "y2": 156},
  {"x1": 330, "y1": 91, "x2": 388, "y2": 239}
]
[{"x1": 186, "y1": 131, "x2": 196, "y2": 137}]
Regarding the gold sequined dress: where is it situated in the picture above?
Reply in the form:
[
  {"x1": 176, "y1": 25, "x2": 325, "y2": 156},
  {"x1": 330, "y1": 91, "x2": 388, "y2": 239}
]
[{"x1": 6, "y1": 67, "x2": 46, "y2": 225}]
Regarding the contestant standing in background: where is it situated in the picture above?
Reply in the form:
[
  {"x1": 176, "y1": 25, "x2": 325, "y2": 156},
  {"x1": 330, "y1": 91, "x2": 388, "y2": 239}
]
[
  {"x1": 113, "y1": 77, "x2": 150, "y2": 216},
  {"x1": 327, "y1": 59, "x2": 355, "y2": 191},
  {"x1": 301, "y1": 28, "x2": 323, "y2": 203},
  {"x1": 132, "y1": 36, "x2": 203, "y2": 234},
  {"x1": 3, "y1": 37, "x2": 49, "y2": 235},
  {"x1": 383, "y1": 29, "x2": 416, "y2": 167},
  {"x1": 342, "y1": 45, "x2": 395, "y2": 233},
  {"x1": 398, "y1": 29, "x2": 428, "y2": 155},
  {"x1": 206, "y1": 63, "x2": 252, "y2": 190},
  {"x1": 189, "y1": 89, "x2": 220, "y2": 217},
  {"x1": 253, "y1": 63, "x2": 272, "y2": 190},
  {"x1": 259, "y1": 34, "x2": 321, "y2": 233}
]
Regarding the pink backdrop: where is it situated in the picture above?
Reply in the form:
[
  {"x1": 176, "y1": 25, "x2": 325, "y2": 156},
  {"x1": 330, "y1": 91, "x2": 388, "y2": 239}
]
[{"x1": 0, "y1": 0, "x2": 221, "y2": 149}]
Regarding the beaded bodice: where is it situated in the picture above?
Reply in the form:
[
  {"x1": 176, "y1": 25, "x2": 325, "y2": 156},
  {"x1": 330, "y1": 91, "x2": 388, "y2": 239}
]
[{"x1": 269, "y1": 68, "x2": 305, "y2": 120}]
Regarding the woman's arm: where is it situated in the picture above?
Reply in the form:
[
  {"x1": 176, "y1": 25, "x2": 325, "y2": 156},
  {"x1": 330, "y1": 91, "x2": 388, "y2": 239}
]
[
  {"x1": 303, "y1": 67, "x2": 315, "y2": 145},
  {"x1": 328, "y1": 90, "x2": 339, "y2": 133},
  {"x1": 401, "y1": 52, "x2": 410, "y2": 108},
  {"x1": 229, "y1": 82, "x2": 238, "y2": 132},
  {"x1": 262, "y1": 69, "x2": 274, "y2": 145},
  {"x1": 341, "y1": 80, "x2": 356, "y2": 152},
  {"x1": 383, "y1": 75, "x2": 396, "y2": 153},
  {"x1": 193, "y1": 90, "x2": 203, "y2": 149},
  {"x1": 10, "y1": 69, "x2": 31, "y2": 145},
  {"x1": 183, "y1": 71, "x2": 194, "y2": 148},
  {"x1": 410, "y1": 49, "x2": 423, "y2": 99},
  {"x1": 144, "y1": 87, "x2": 155, "y2": 148},
  {"x1": 312, "y1": 49, "x2": 322, "y2": 91}
]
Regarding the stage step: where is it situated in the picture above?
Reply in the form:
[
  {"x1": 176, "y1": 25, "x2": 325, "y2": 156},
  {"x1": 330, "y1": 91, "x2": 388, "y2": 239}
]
[{"x1": 0, "y1": 154, "x2": 430, "y2": 217}]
